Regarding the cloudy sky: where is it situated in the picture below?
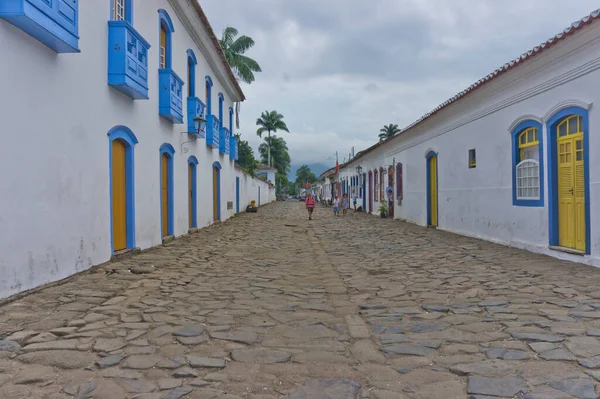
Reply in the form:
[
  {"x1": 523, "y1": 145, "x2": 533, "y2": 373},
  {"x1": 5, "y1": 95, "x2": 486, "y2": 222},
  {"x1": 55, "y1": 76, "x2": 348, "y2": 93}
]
[{"x1": 202, "y1": 0, "x2": 599, "y2": 167}]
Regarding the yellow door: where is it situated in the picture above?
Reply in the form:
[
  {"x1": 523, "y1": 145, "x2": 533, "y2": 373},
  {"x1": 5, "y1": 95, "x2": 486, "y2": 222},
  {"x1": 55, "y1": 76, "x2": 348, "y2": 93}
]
[
  {"x1": 188, "y1": 163, "x2": 193, "y2": 229},
  {"x1": 430, "y1": 155, "x2": 438, "y2": 227},
  {"x1": 213, "y1": 167, "x2": 219, "y2": 221},
  {"x1": 557, "y1": 115, "x2": 585, "y2": 251},
  {"x1": 112, "y1": 140, "x2": 127, "y2": 251},
  {"x1": 161, "y1": 154, "x2": 169, "y2": 237}
]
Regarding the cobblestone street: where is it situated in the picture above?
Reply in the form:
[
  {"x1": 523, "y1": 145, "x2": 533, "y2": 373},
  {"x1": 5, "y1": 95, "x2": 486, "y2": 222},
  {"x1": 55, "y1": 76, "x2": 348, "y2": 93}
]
[{"x1": 3, "y1": 202, "x2": 600, "y2": 398}]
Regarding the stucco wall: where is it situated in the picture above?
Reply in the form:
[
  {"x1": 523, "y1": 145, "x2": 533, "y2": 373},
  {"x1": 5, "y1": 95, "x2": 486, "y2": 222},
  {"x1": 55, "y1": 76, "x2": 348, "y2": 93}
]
[
  {"x1": 340, "y1": 24, "x2": 600, "y2": 266},
  {"x1": 0, "y1": 0, "x2": 272, "y2": 299}
]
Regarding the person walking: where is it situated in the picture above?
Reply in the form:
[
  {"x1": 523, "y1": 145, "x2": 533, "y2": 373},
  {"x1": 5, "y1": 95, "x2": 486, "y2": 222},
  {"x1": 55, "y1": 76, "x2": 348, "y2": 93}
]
[
  {"x1": 305, "y1": 192, "x2": 316, "y2": 220},
  {"x1": 352, "y1": 192, "x2": 358, "y2": 211},
  {"x1": 333, "y1": 195, "x2": 340, "y2": 216}
]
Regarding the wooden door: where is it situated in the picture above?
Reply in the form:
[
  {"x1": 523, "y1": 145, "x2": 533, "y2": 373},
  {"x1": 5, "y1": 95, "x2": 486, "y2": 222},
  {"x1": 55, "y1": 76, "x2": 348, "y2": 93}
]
[
  {"x1": 213, "y1": 167, "x2": 219, "y2": 221},
  {"x1": 429, "y1": 155, "x2": 438, "y2": 227},
  {"x1": 557, "y1": 115, "x2": 585, "y2": 251},
  {"x1": 161, "y1": 154, "x2": 169, "y2": 237},
  {"x1": 112, "y1": 140, "x2": 127, "y2": 251},
  {"x1": 188, "y1": 163, "x2": 193, "y2": 229}
]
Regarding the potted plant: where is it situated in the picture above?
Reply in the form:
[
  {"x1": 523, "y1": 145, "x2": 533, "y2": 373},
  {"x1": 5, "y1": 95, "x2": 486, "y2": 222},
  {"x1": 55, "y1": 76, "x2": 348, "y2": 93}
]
[{"x1": 378, "y1": 200, "x2": 388, "y2": 218}]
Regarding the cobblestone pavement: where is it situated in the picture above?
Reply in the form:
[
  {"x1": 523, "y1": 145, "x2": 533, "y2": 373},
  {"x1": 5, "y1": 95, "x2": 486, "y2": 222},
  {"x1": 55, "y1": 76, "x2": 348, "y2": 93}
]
[{"x1": 3, "y1": 202, "x2": 600, "y2": 398}]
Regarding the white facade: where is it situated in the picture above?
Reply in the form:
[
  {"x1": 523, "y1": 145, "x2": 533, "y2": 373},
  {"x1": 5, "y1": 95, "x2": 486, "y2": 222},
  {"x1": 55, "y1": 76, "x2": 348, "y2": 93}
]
[
  {"x1": 257, "y1": 166, "x2": 277, "y2": 185},
  {"x1": 0, "y1": 0, "x2": 273, "y2": 299},
  {"x1": 339, "y1": 15, "x2": 600, "y2": 267}
]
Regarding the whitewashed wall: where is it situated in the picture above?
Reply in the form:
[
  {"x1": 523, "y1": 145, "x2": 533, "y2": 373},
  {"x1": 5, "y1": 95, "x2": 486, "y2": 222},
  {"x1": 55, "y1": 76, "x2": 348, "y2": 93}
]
[
  {"x1": 340, "y1": 24, "x2": 600, "y2": 267},
  {"x1": 0, "y1": 0, "x2": 272, "y2": 299}
]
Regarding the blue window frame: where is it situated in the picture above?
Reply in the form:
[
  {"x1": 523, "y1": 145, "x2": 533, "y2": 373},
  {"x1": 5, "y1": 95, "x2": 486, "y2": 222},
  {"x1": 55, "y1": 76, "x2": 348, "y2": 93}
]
[
  {"x1": 218, "y1": 93, "x2": 224, "y2": 128},
  {"x1": 205, "y1": 76, "x2": 213, "y2": 116},
  {"x1": 229, "y1": 107, "x2": 234, "y2": 133},
  {"x1": 158, "y1": 9, "x2": 174, "y2": 69},
  {"x1": 186, "y1": 49, "x2": 205, "y2": 135},
  {"x1": 511, "y1": 120, "x2": 544, "y2": 207},
  {"x1": 0, "y1": 0, "x2": 80, "y2": 53},
  {"x1": 110, "y1": 0, "x2": 132, "y2": 23},
  {"x1": 157, "y1": 10, "x2": 182, "y2": 123},
  {"x1": 107, "y1": 0, "x2": 150, "y2": 100},
  {"x1": 187, "y1": 49, "x2": 197, "y2": 97},
  {"x1": 188, "y1": 156, "x2": 198, "y2": 229}
]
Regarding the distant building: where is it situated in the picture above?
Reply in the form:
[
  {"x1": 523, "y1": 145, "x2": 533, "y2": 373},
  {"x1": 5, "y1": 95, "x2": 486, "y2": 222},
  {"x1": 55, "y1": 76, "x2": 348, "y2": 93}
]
[
  {"x1": 257, "y1": 164, "x2": 277, "y2": 184},
  {"x1": 334, "y1": 9, "x2": 600, "y2": 266}
]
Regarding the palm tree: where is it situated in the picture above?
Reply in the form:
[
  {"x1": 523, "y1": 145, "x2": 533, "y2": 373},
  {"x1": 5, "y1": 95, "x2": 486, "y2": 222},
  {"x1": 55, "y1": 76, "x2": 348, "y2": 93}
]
[
  {"x1": 256, "y1": 111, "x2": 290, "y2": 168},
  {"x1": 378, "y1": 124, "x2": 401, "y2": 141},
  {"x1": 219, "y1": 27, "x2": 262, "y2": 84}
]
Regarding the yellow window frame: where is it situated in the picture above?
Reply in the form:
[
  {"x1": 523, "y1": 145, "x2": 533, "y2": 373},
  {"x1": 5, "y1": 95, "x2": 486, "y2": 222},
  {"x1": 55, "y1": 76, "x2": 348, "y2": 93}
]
[
  {"x1": 518, "y1": 127, "x2": 539, "y2": 161},
  {"x1": 468, "y1": 149, "x2": 476, "y2": 168}
]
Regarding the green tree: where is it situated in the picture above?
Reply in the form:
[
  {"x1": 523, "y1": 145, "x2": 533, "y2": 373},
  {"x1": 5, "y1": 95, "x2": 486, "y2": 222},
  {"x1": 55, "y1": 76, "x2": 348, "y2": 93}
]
[
  {"x1": 235, "y1": 133, "x2": 258, "y2": 176},
  {"x1": 378, "y1": 123, "x2": 401, "y2": 141},
  {"x1": 256, "y1": 110, "x2": 290, "y2": 168},
  {"x1": 258, "y1": 136, "x2": 291, "y2": 176},
  {"x1": 295, "y1": 165, "x2": 318, "y2": 186},
  {"x1": 219, "y1": 27, "x2": 262, "y2": 84}
]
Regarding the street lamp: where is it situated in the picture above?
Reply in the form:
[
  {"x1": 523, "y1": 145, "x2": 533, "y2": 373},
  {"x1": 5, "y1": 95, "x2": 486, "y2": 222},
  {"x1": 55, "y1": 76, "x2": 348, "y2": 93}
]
[
  {"x1": 355, "y1": 164, "x2": 363, "y2": 175},
  {"x1": 193, "y1": 115, "x2": 207, "y2": 134}
]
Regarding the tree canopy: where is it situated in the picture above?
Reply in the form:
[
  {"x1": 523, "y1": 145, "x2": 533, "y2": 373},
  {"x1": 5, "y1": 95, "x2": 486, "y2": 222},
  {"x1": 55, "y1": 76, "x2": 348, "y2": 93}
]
[
  {"x1": 219, "y1": 27, "x2": 262, "y2": 84},
  {"x1": 378, "y1": 124, "x2": 401, "y2": 141},
  {"x1": 295, "y1": 165, "x2": 318, "y2": 185}
]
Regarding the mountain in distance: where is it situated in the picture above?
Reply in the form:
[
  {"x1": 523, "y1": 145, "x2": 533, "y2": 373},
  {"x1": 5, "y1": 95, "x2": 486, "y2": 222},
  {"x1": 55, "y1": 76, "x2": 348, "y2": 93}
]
[{"x1": 288, "y1": 163, "x2": 331, "y2": 182}]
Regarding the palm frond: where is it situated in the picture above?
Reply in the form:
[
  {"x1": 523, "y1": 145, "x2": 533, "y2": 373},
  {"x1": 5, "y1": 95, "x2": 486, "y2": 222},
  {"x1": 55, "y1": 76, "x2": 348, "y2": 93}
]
[
  {"x1": 220, "y1": 27, "x2": 238, "y2": 48},
  {"x1": 230, "y1": 35, "x2": 255, "y2": 55},
  {"x1": 233, "y1": 61, "x2": 256, "y2": 84}
]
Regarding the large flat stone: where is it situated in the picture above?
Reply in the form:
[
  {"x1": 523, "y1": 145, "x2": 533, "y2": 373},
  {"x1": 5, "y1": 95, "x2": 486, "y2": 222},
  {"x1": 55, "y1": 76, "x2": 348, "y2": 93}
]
[
  {"x1": 21, "y1": 339, "x2": 79, "y2": 352},
  {"x1": 94, "y1": 338, "x2": 126, "y2": 352},
  {"x1": 122, "y1": 355, "x2": 161, "y2": 369},
  {"x1": 173, "y1": 324, "x2": 204, "y2": 337},
  {"x1": 288, "y1": 379, "x2": 361, "y2": 399},
  {"x1": 549, "y1": 379, "x2": 599, "y2": 399},
  {"x1": 565, "y1": 336, "x2": 600, "y2": 357},
  {"x1": 510, "y1": 332, "x2": 564, "y2": 342},
  {"x1": 467, "y1": 376, "x2": 526, "y2": 397},
  {"x1": 186, "y1": 356, "x2": 226, "y2": 368},
  {"x1": 382, "y1": 345, "x2": 433, "y2": 356},
  {"x1": 18, "y1": 350, "x2": 96, "y2": 369},
  {"x1": 231, "y1": 348, "x2": 292, "y2": 364},
  {"x1": 579, "y1": 356, "x2": 600, "y2": 369},
  {"x1": 210, "y1": 331, "x2": 260, "y2": 344},
  {"x1": 540, "y1": 349, "x2": 577, "y2": 361},
  {"x1": 97, "y1": 354, "x2": 126, "y2": 368},
  {"x1": 0, "y1": 340, "x2": 21, "y2": 352},
  {"x1": 486, "y1": 348, "x2": 529, "y2": 360},
  {"x1": 283, "y1": 325, "x2": 339, "y2": 339},
  {"x1": 115, "y1": 378, "x2": 157, "y2": 393}
]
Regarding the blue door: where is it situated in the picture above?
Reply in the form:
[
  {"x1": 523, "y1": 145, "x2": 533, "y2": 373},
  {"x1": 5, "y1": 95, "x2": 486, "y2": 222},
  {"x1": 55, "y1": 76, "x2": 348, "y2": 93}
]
[
  {"x1": 235, "y1": 177, "x2": 240, "y2": 213},
  {"x1": 362, "y1": 174, "x2": 366, "y2": 210}
]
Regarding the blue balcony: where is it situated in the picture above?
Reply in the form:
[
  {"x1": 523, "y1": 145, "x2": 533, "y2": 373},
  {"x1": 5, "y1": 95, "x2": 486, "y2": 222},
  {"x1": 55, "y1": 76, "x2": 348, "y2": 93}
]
[
  {"x1": 159, "y1": 69, "x2": 184, "y2": 123},
  {"x1": 206, "y1": 115, "x2": 220, "y2": 148},
  {"x1": 186, "y1": 97, "x2": 206, "y2": 138},
  {"x1": 219, "y1": 127, "x2": 230, "y2": 155},
  {"x1": 0, "y1": 0, "x2": 79, "y2": 53},
  {"x1": 230, "y1": 135, "x2": 239, "y2": 160},
  {"x1": 107, "y1": 21, "x2": 150, "y2": 100}
]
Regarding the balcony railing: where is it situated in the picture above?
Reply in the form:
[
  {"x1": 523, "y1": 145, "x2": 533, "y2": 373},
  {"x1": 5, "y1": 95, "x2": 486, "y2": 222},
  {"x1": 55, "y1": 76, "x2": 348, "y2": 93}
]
[
  {"x1": 186, "y1": 97, "x2": 206, "y2": 137},
  {"x1": 219, "y1": 127, "x2": 230, "y2": 154},
  {"x1": 206, "y1": 115, "x2": 220, "y2": 148},
  {"x1": 159, "y1": 68, "x2": 184, "y2": 123},
  {"x1": 108, "y1": 21, "x2": 150, "y2": 100},
  {"x1": 230, "y1": 135, "x2": 239, "y2": 160}
]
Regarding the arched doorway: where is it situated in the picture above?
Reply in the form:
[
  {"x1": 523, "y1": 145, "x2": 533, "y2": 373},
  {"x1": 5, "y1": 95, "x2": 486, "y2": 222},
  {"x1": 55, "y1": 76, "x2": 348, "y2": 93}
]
[
  {"x1": 188, "y1": 156, "x2": 198, "y2": 230},
  {"x1": 387, "y1": 165, "x2": 394, "y2": 218},
  {"x1": 108, "y1": 126, "x2": 138, "y2": 253},
  {"x1": 212, "y1": 161, "x2": 221, "y2": 221},
  {"x1": 547, "y1": 107, "x2": 590, "y2": 253},
  {"x1": 426, "y1": 151, "x2": 438, "y2": 227},
  {"x1": 160, "y1": 143, "x2": 175, "y2": 237}
]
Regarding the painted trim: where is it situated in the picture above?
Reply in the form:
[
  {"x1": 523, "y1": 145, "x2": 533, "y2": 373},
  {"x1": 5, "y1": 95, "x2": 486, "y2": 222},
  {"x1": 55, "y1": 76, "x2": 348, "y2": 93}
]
[
  {"x1": 159, "y1": 143, "x2": 176, "y2": 236},
  {"x1": 158, "y1": 9, "x2": 174, "y2": 69},
  {"x1": 110, "y1": 0, "x2": 133, "y2": 23},
  {"x1": 507, "y1": 114, "x2": 543, "y2": 133},
  {"x1": 188, "y1": 156, "x2": 198, "y2": 229},
  {"x1": 187, "y1": 49, "x2": 197, "y2": 97},
  {"x1": 425, "y1": 150, "x2": 438, "y2": 226},
  {"x1": 368, "y1": 170, "x2": 373, "y2": 213},
  {"x1": 213, "y1": 161, "x2": 222, "y2": 221},
  {"x1": 205, "y1": 75, "x2": 213, "y2": 116},
  {"x1": 229, "y1": 106, "x2": 234, "y2": 133},
  {"x1": 218, "y1": 93, "x2": 224, "y2": 128},
  {"x1": 107, "y1": 125, "x2": 138, "y2": 252},
  {"x1": 543, "y1": 100, "x2": 593, "y2": 122},
  {"x1": 511, "y1": 119, "x2": 544, "y2": 207},
  {"x1": 546, "y1": 106, "x2": 591, "y2": 254}
]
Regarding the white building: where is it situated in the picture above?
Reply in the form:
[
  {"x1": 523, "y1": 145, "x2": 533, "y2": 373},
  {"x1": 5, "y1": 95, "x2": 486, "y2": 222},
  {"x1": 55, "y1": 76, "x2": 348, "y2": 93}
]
[
  {"x1": 256, "y1": 164, "x2": 277, "y2": 186},
  {"x1": 338, "y1": 9, "x2": 600, "y2": 266},
  {"x1": 0, "y1": 0, "x2": 274, "y2": 299}
]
